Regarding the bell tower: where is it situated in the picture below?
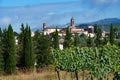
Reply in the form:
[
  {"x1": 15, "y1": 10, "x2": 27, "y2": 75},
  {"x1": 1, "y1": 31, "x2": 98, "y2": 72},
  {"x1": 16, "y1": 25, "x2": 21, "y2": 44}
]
[
  {"x1": 43, "y1": 22, "x2": 46, "y2": 31},
  {"x1": 71, "y1": 17, "x2": 75, "y2": 27}
]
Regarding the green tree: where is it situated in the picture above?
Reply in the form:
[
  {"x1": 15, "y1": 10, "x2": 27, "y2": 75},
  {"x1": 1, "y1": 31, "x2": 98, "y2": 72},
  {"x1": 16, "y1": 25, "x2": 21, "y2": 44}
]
[
  {"x1": 24, "y1": 25, "x2": 34, "y2": 69},
  {"x1": 19, "y1": 24, "x2": 34, "y2": 69},
  {"x1": 5, "y1": 24, "x2": 16, "y2": 74},
  {"x1": 74, "y1": 33, "x2": 79, "y2": 47},
  {"x1": 95, "y1": 26, "x2": 102, "y2": 46},
  {"x1": 79, "y1": 34, "x2": 87, "y2": 47},
  {"x1": 64, "y1": 28, "x2": 72, "y2": 48},
  {"x1": 94, "y1": 24, "x2": 98, "y2": 33},
  {"x1": 87, "y1": 35, "x2": 94, "y2": 47},
  {"x1": 34, "y1": 32, "x2": 52, "y2": 67},
  {"x1": 18, "y1": 23, "x2": 25, "y2": 67},
  {"x1": 0, "y1": 28, "x2": 4, "y2": 74},
  {"x1": 110, "y1": 24, "x2": 114, "y2": 44},
  {"x1": 52, "y1": 28, "x2": 59, "y2": 49}
]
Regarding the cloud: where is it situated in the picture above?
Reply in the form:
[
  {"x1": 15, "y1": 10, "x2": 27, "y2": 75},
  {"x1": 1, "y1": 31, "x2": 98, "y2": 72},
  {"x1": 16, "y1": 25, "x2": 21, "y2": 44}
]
[
  {"x1": 0, "y1": 16, "x2": 11, "y2": 25},
  {"x1": 0, "y1": 1, "x2": 120, "y2": 32}
]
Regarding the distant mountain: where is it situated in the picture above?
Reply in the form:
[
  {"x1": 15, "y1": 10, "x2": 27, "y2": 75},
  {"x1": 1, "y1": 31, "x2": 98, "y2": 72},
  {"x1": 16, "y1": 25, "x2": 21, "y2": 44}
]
[{"x1": 77, "y1": 18, "x2": 120, "y2": 31}]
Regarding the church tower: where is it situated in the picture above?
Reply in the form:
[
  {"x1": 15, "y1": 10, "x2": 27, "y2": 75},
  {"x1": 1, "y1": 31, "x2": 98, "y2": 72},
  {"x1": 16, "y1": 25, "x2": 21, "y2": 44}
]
[
  {"x1": 43, "y1": 22, "x2": 46, "y2": 31},
  {"x1": 71, "y1": 17, "x2": 75, "y2": 27}
]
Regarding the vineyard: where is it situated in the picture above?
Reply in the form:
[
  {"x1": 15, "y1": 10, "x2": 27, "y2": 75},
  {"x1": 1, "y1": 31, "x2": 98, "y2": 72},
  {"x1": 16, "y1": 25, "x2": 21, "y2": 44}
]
[{"x1": 53, "y1": 43, "x2": 120, "y2": 80}]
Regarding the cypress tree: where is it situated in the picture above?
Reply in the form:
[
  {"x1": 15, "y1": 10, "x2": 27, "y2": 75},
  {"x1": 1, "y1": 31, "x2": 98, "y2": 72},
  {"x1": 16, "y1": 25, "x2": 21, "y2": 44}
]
[
  {"x1": 95, "y1": 26, "x2": 102, "y2": 46},
  {"x1": 53, "y1": 28, "x2": 59, "y2": 49},
  {"x1": 19, "y1": 24, "x2": 34, "y2": 70},
  {"x1": 18, "y1": 24, "x2": 25, "y2": 67},
  {"x1": 0, "y1": 28, "x2": 4, "y2": 74},
  {"x1": 34, "y1": 32, "x2": 52, "y2": 67},
  {"x1": 28, "y1": 26, "x2": 34, "y2": 68},
  {"x1": 64, "y1": 28, "x2": 72, "y2": 48},
  {"x1": 24, "y1": 25, "x2": 34, "y2": 69},
  {"x1": 2, "y1": 29, "x2": 8, "y2": 73},
  {"x1": 94, "y1": 24, "x2": 98, "y2": 33},
  {"x1": 5, "y1": 24, "x2": 16, "y2": 74},
  {"x1": 110, "y1": 24, "x2": 114, "y2": 44},
  {"x1": 79, "y1": 34, "x2": 87, "y2": 47},
  {"x1": 87, "y1": 34, "x2": 94, "y2": 47},
  {"x1": 74, "y1": 33, "x2": 79, "y2": 47}
]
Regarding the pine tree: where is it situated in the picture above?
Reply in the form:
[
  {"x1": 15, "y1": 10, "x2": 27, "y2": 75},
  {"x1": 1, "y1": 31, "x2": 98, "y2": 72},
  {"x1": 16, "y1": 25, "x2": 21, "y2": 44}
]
[
  {"x1": 52, "y1": 28, "x2": 59, "y2": 49},
  {"x1": 110, "y1": 24, "x2": 114, "y2": 44},
  {"x1": 64, "y1": 28, "x2": 72, "y2": 48},
  {"x1": 5, "y1": 24, "x2": 16, "y2": 74}
]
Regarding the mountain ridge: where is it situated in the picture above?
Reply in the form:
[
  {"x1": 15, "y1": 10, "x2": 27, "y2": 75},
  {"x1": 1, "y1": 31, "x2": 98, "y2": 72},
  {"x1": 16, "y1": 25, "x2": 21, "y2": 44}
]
[
  {"x1": 77, "y1": 18, "x2": 120, "y2": 31},
  {"x1": 31, "y1": 18, "x2": 120, "y2": 32}
]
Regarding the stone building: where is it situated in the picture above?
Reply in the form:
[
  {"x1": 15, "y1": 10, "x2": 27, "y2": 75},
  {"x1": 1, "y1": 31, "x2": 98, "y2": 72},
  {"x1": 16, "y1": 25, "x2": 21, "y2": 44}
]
[{"x1": 42, "y1": 17, "x2": 95, "y2": 37}]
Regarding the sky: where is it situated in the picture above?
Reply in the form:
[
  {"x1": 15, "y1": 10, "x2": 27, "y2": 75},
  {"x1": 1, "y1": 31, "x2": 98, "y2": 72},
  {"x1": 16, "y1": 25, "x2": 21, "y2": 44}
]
[{"x1": 0, "y1": 0, "x2": 120, "y2": 32}]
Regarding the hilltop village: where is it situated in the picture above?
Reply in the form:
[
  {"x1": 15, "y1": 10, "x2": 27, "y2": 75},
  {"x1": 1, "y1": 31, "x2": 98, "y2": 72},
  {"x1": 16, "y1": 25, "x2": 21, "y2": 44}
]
[
  {"x1": 42, "y1": 17, "x2": 95, "y2": 37},
  {"x1": 31, "y1": 17, "x2": 108, "y2": 50}
]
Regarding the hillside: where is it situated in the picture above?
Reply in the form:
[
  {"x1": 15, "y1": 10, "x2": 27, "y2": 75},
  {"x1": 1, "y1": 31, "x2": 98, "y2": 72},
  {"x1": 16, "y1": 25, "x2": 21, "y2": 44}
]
[{"x1": 77, "y1": 18, "x2": 120, "y2": 31}]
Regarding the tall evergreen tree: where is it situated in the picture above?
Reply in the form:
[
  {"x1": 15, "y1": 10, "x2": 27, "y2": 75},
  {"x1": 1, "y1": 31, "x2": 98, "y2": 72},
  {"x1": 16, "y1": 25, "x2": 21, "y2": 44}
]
[
  {"x1": 52, "y1": 28, "x2": 59, "y2": 49},
  {"x1": 87, "y1": 34, "x2": 94, "y2": 47},
  {"x1": 74, "y1": 33, "x2": 79, "y2": 47},
  {"x1": 1, "y1": 29, "x2": 8, "y2": 73},
  {"x1": 110, "y1": 24, "x2": 114, "y2": 44},
  {"x1": 79, "y1": 34, "x2": 87, "y2": 47},
  {"x1": 0, "y1": 28, "x2": 4, "y2": 74},
  {"x1": 18, "y1": 24, "x2": 25, "y2": 67},
  {"x1": 64, "y1": 28, "x2": 72, "y2": 48},
  {"x1": 95, "y1": 26, "x2": 102, "y2": 46},
  {"x1": 5, "y1": 24, "x2": 16, "y2": 74},
  {"x1": 19, "y1": 24, "x2": 34, "y2": 69},
  {"x1": 34, "y1": 32, "x2": 52, "y2": 67},
  {"x1": 94, "y1": 24, "x2": 98, "y2": 33},
  {"x1": 24, "y1": 25, "x2": 34, "y2": 69}
]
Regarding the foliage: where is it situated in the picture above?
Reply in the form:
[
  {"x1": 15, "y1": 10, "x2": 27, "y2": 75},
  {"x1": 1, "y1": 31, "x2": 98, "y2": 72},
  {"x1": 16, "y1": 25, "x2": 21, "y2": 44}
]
[
  {"x1": 87, "y1": 35, "x2": 94, "y2": 47},
  {"x1": 64, "y1": 28, "x2": 73, "y2": 48},
  {"x1": 110, "y1": 24, "x2": 115, "y2": 44},
  {"x1": 52, "y1": 28, "x2": 59, "y2": 49},
  {"x1": 74, "y1": 33, "x2": 79, "y2": 47},
  {"x1": 95, "y1": 26, "x2": 102, "y2": 46},
  {"x1": 5, "y1": 25, "x2": 16, "y2": 74},
  {"x1": 53, "y1": 44, "x2": 120, "y2": 80},
  {"x1": 0, "y1": 28, "x2": 4, "y2": 74},
  {"x1": 34, "y1": 31, "x2": 52, "y2": 67},
  {"x1": 19, "y1": 24, "x2": 34, "y2": 69},
  {"x1": 79, "y1": 34, "x2": 87, "y2": 47}
]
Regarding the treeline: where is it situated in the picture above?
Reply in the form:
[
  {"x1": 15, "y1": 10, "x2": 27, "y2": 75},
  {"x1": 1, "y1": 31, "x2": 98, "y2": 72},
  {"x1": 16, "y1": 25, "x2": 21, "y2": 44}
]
[
  {"x1": 0, "y1": 23, "x2": 119, "y2": 75},
  {"x1": 0, "y1": 24, "x2": 53, "y2": 75},
  {"x1": 63, "y1": 24, "x2": 120, "y2": 48}
]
